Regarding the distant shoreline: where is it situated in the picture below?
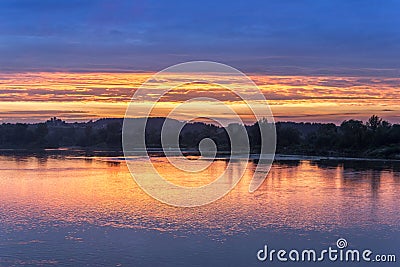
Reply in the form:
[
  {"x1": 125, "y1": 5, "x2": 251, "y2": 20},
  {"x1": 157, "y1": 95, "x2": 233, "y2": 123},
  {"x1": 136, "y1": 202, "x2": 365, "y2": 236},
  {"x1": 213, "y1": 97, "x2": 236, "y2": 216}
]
[{"x1": 1, "y1": 148, "x2": 399, "y2": 162}]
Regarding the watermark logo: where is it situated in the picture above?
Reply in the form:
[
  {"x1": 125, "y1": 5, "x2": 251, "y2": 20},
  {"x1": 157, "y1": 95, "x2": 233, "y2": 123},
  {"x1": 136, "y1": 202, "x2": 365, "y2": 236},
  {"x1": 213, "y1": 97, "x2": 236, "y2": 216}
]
[
  {"x1": 336, "y1": 238, "x2": 348, "y2": 249},
  {"x1": 122, "y1": 61, "x2": 276, "y2": 207},
  {"x1": 257, "y1": 238, "x2": 397, "y2": 263}
]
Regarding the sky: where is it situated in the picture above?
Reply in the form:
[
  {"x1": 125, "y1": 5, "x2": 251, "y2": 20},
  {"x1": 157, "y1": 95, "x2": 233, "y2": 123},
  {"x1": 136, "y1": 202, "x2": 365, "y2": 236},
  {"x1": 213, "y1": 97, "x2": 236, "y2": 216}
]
[{"x1": 0, "y1": 0, "x2": 399, "y2": 123}]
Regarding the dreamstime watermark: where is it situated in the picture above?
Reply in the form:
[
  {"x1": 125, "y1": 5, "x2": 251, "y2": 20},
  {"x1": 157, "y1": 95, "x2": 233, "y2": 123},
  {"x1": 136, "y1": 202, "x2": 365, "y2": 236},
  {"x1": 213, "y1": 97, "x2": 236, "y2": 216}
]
[
  {"x1": 257, "y1": 238, "x2": 397, "y2": 263},
  {"x1": 122, "y1": 61, "x2": 276, "y2": 207}
]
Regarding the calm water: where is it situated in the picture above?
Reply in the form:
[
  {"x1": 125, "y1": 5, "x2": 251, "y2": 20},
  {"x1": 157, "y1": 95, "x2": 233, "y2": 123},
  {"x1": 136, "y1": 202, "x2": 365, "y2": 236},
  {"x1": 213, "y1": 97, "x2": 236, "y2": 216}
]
[{"x1": 0, "y1": 154, "x2": 399, "y2": 266}]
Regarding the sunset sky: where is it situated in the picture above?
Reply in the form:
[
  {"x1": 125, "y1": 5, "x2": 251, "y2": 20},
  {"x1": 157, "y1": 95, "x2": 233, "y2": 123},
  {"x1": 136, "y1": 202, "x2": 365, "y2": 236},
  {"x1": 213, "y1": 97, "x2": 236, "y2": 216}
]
[{"x1": 0, "y1": 0, "x2": 399, "y2": 124}]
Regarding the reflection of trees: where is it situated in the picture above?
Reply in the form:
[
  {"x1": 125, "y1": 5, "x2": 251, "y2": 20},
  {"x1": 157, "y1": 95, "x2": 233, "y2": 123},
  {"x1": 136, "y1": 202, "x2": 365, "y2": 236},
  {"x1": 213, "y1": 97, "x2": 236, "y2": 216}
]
[
  {"x1": 36, "y1": 154, "x2": 49, "y2": 167},
  {"x1": 310, "y1": 159, "x2": 340, "y2": 168},
  {"x1": 252, "y1": 158, "x2": 301, "y2": 168},
  {"x1": 369, "y1": 170, "x2": 382, "y2": 196},
  {"x1": 311, "y1": 159, "x2": 400, "y2": 196},
  {"x1": 106, "y1": 161, "x2": 121, "y2": 167},
  {"x1": 271, "y1": 158, "x2": 400, "y2": 199},
  {"x1": 272, "y1": 160, "x2": 301, "y2": 167},
  {"x1": 313, "y1": 159, "x2": 400, "y2": 172},
  {"x1": 341, "y1": 168, "x2": 382, "y2": 195}
]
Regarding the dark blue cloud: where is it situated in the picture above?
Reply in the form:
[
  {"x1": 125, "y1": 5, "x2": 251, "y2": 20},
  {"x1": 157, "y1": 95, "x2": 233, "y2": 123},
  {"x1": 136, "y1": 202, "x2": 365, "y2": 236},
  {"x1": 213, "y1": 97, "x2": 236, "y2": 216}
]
[{"x1": 0, "y1": 0, "x2": 399, "y2": 75}]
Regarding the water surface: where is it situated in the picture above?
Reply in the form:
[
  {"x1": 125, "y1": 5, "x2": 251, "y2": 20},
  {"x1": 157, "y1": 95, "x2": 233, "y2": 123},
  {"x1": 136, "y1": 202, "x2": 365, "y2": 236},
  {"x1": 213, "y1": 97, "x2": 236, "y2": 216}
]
[{"x1": 0, "y1": 154, "x2": 399, "y2": 266}]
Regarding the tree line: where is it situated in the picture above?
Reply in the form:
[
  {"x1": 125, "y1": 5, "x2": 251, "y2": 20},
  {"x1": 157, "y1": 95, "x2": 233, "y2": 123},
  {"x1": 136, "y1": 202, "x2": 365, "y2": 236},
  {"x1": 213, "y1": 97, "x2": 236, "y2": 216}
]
[
  {"x1": 0, "y1": 115, "x2": 399, "y2": 159},
  {"x1": 276, "y1": 115, "x2": 400, "y2": 158}
]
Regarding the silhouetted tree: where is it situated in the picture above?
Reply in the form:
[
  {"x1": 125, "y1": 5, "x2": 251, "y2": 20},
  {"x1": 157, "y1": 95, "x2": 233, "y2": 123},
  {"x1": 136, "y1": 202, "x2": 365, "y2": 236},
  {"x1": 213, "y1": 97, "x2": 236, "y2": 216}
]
[
  {"x1": 34, "y1": 123, "x2": 48, "y2": 147},
  {"x1": 339, "y1": 120, "x2": 367, "y2": 149},
  {"x1": 276, "y1": 124, "x2": 301, "y2": 147}
]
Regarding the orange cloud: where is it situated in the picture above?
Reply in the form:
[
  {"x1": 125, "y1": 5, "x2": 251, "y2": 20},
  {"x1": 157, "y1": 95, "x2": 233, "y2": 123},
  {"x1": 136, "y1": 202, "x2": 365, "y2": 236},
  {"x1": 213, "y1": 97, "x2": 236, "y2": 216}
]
[{"x1": 0, "y1": 72, "x2": 399, "y2": 124}]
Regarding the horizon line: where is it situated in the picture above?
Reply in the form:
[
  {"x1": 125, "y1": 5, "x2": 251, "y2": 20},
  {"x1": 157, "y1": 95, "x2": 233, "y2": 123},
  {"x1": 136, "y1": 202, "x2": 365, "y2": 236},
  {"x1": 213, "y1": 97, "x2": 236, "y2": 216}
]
[{"x1": 1, "y1": 115, "x2": 396, "y2": 127}]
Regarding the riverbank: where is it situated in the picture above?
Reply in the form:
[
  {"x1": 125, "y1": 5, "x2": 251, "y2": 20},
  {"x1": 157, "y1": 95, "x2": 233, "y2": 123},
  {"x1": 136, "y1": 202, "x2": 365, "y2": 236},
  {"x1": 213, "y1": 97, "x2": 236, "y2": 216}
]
[{"x1": 1, "y1": 147, "x2": 400, "y2": 162}]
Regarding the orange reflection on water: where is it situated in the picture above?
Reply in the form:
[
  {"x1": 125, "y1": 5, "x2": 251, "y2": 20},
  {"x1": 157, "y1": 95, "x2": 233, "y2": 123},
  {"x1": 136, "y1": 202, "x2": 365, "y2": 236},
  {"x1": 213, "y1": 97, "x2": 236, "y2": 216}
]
[{"x1": 0, "y1": 156, "x2": 399, "y2": 236}]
